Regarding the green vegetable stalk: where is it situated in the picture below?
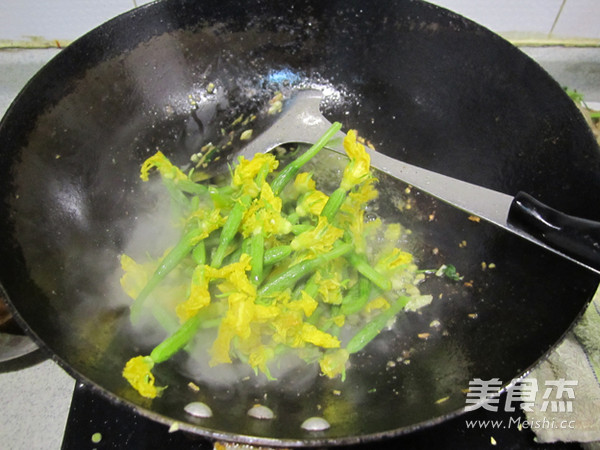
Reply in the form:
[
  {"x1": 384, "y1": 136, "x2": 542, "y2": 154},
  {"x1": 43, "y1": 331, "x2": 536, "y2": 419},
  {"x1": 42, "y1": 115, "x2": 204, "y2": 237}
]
[
  {"x1": 150, "y1": 313, "x2": 203, "y2": 363},
  {"x1": 346, "y1": 295, "x2": 410, "y2": 354},
  {"x1": 258, "y1": 243, "x2": 353, "y2": 299},
  {"x1": 263, "y1": 245, "x2": 292, "y2": 265},
  {"x1": 192, "y1": 241, "x2": 206, "y2": 265},
  {"x1": 270, "y1": 121, "x2": 342, "y2": 195},
  {"x1": 320, "y1": 187, "x2": 347, "y2": 222},
  {"x1": 129, "y1": 227, "x2": 205, "y2": 323},
  {"x1": 211, "y1": 195, "x2": 251, "y2": 268},
  {"x1": 250, "y1": 233, "x2": 265, "y2": 285},
  {"x1": 340, "y1": 276, "x2": 372, "y2": 315},
  {"x1": 348, "y1": 252, "x2": 391, "y2": 291}
]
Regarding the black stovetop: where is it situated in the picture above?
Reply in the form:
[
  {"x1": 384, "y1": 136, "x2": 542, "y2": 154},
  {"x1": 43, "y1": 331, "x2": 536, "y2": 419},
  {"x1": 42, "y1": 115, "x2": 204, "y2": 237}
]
[{"x1": 61, "y1": 383, "x2": 583, "y2": 450}]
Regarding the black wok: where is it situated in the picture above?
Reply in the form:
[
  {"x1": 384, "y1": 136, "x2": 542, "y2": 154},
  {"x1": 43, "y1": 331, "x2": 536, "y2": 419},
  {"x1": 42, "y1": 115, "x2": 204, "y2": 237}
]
[{"x1": 1, "y1": 0, "x2": 599, "y2": 446}]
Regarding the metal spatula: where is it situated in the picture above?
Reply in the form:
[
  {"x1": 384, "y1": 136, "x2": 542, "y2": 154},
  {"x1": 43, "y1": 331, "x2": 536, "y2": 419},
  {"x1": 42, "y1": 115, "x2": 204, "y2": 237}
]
[{"x1": 238, "y1": 89, "x2": 600, "y2": 275}]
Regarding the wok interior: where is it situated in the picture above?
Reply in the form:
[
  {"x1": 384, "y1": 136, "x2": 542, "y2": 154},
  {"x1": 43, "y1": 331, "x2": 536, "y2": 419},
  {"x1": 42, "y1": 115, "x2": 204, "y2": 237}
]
[{"x1": 1, "y1": 0, "x2": 599, "y2": 445}]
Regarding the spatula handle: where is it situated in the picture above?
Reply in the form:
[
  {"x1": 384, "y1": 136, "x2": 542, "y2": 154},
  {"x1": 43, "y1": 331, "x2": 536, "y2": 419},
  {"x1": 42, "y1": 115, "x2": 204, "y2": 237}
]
[{"x1": 508, "y1": 191, "x2": 600, "y2": 273}]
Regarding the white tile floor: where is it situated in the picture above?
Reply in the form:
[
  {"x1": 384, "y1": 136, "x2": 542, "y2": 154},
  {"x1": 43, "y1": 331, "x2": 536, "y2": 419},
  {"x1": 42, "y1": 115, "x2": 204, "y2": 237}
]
[
  {"x1": 0, "y1": 0, "x2": 599, "y2": 45},
  {"x1": 552, "y1": 0, "x2": 600, "y2": 39},
  {"x1": 428, "y1": 0, "x2": 564, "y2": 36},
  {"x1": 0, "y1": 0, "x2": 135, "y2": 43},
  {"x1": 428, "y1": 0, "x2": 600, "y2": 40}
]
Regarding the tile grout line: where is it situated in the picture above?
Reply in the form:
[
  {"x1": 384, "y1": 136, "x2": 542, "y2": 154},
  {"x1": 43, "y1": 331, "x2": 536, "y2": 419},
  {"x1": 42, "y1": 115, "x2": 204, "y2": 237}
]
[{"x1": 549, "y1": 0, "x2": 567, "y2": 38}]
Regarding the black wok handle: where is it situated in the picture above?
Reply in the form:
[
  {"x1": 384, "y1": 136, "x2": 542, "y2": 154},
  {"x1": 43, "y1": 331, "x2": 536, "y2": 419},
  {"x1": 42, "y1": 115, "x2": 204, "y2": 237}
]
[{"x1": 508, "y1": 191, "x2": 600, "y2": 273}]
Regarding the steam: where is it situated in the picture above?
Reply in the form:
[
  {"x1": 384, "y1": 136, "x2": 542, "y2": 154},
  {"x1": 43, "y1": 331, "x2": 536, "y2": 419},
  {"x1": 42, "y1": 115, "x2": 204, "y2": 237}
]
[{"x1": 181, "y1": 328, "x2": 321, "y2": 393}]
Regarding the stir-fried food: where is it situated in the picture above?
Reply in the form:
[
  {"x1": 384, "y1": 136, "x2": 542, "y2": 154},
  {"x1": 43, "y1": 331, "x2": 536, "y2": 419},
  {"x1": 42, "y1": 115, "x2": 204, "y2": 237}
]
[{"x1": 121, "y1": 122, "x2": 434, "y2": 398}]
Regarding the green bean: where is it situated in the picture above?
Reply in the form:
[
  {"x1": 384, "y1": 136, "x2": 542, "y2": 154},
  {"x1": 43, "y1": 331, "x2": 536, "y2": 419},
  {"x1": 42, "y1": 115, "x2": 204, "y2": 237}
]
[
  {"x1": 263, "y1": 245, "x2": 292, "y2": 265},
  {"x1": 320, "y1": 187, "x2": 347, "y2": 222},
  {"x1": 175, "y1": 178, "x2": 209, "y2": 195},
  {"x1": 241, "y1": 236, "x2": 252, "y2": 255},
  {"x1": 340, "y1": 276, "x2": 372, "y2": 315},
  {"x1": 150, "y1": 313, "x2": 203, "y2": 363},
  {"x1": 302, "y1": 272, "x2": 321, "y2": 299},
  {"x1": 257, "y1": 264, "x2": 273, "y2": 286},
  {"x1": 163, "y1": 178, "x2": 192, "y2": 211},
  {"x1": 254, "y1": 160, "x2": 272, "y2": 187},
  {"x1": 291, "y1": 271, "x2": 320, "y2": 303},
  {"x1": 130, "y1": 227, "x2": 204, "y2": 322},
  {"x1": 320, "y1": 305, "x2": 341, "y2": 332},
  {"x1": 189, "y1": 195, "x2": 200, "y2": 213},
  {"x1": 291, "y1": 271, "x2": 316, "y2": 301},
  {"x1": 211, "y1": 195, "x2": 250, "y2": 268},
  {"x1": 348, "y1": 252, "x2": 391, "y2": 291},
  {"x1": 270, "y1": 122, "x2": 342, "y2": 195},
  {"x1": 346, "y1": 296, "x2": 410, "y2": 354},
  {"x1": 258, "y1": 243, "x2": 352, "y2": 298},
  {"x1": 286, "y1": 212, "x2": 300, "y2": 225},
  {"x1": 306, "y1": 304, "x2": 325, "y2": 326},
  {"x1": 250, "y1": 233, "x2": 265, "y2": 285},
  {"x1": 291, "y1": 223, "x2": 313, "y2": 235},
  {"x1": 224, "y1": 236, "x2": 246, "y2": 265},
  {"x1": 192, "y1": 240, "x2": 206, "y2": 265},
  {"x1": 208, "y1": 185, "x2": 234, "y2": 209}
]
